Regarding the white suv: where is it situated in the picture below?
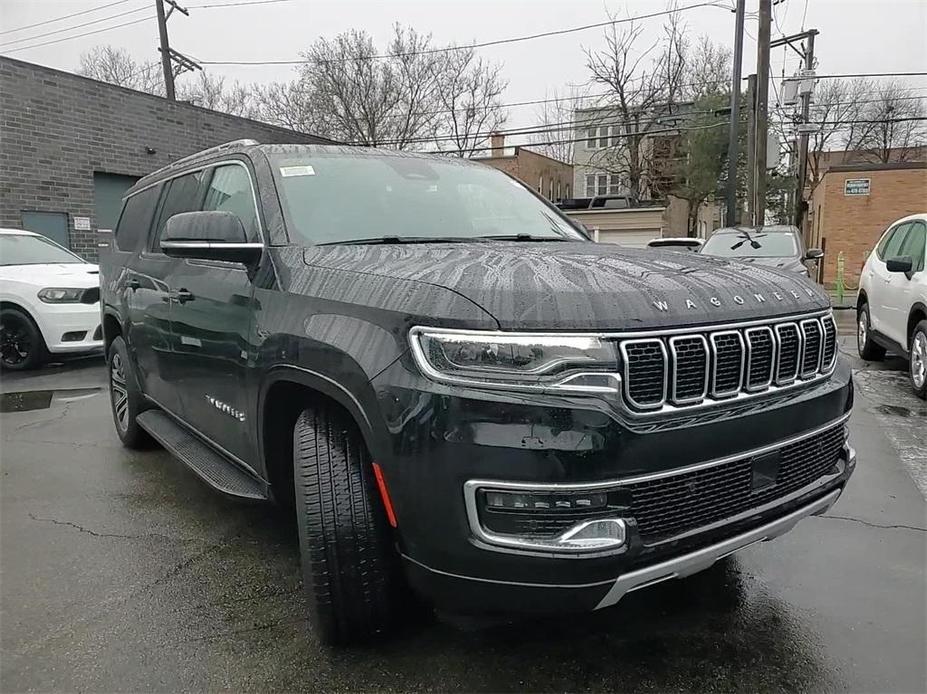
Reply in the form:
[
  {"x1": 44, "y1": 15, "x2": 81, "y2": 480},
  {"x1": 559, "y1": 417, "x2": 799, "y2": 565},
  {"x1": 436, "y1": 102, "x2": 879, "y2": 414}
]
[{"x1": 857, "y1": 212, "x2": 927, "y2": 398}]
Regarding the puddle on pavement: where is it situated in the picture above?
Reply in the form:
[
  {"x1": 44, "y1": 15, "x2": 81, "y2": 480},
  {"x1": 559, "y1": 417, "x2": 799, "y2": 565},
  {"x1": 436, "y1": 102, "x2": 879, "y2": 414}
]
[
  {"x1": 873, "y1": 403, "x2": 927, "y2": 418},
  {"x1": 0, "y1": 388, "x2": 103, "y2": 413}
]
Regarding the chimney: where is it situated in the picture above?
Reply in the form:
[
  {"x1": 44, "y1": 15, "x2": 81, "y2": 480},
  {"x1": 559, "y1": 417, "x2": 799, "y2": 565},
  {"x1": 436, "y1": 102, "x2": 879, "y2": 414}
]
[{"x1": 490, "y1": 132, "x2": 504, "y2": 157}]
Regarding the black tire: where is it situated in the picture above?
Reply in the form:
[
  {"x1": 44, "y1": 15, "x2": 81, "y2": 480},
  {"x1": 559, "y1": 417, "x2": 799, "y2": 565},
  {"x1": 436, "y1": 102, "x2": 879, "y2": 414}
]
[
  {"x1": 857, "y1": 303, "x2": 886, "y2": 361},
  {"x1": 909, "y1": 319, "x2": 927, "y2": 400},
  {"x1": 0, "y1": 307, "x2": 48, "y2": 370},
  {"x1": 107, "y1": 336, "x2": 151, "y2": 448},
  {"x1": 293, "y1": 406, "x2": 402, "y2": 645}
]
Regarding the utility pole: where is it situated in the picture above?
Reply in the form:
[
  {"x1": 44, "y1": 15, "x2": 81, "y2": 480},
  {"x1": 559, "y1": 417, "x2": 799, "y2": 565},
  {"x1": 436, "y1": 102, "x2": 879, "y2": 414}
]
[
  {"x1": 724, "y1": 0, "x2": 746, "y2": 227},
  {"x1": 793, "y1": 30, "x2": 817, "y2": 231},
  {"x1": 744, "y1": 74, "x2": 757, "y2": 225},
  {"x1": 154, "y1": 0, "x2": 193, "y2": 102},
  {"x1": 155, "y1": 0, "x2": 174, "y2": 100},
  {"x1": 753, "y1": 0, "x2": 772, "y2": 226}
]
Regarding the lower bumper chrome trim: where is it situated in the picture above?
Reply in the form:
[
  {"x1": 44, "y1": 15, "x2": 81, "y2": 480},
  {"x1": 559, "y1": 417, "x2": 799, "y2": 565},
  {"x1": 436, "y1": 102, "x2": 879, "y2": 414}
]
[{"x1": 594, "y1": 487, "x2": 842, "y2": 609}]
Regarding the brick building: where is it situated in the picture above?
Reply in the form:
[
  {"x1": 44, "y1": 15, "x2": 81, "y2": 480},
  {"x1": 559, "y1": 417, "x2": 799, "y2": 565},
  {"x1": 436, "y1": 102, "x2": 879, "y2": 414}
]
[
  {"x1": 809, "y1": 161, "x2": 927, "y2": 287},
  {"x1": 0, "y1": 56, "x2": 329, "y2": 260},
  {"x1": 476, "y1": 134, "x2": 573, "y2": 202}
]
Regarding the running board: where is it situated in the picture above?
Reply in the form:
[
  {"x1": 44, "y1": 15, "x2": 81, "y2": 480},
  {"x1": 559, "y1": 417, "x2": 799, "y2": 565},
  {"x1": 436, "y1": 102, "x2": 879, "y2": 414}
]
[{"x1": 137, "y1": 409, "x2": 268, "y2": 501}]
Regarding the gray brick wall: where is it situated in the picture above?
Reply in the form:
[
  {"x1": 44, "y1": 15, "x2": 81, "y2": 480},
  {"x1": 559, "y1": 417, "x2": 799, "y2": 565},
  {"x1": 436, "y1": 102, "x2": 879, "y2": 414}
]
[{"x1": 0, "y1": 56, "x2": 330, "y2": 260}]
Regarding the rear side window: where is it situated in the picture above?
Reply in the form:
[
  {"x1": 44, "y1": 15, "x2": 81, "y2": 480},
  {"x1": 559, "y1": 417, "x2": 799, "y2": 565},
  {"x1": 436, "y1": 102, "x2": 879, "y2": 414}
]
[
  {"x1": 202, "y1": 164, "x2": 260, "y2": 242},
  {"x1": 898, "y1": 221, "x2": 926, "y2": 272},
  {"x1": 114, "y1": 185, "x2": 160, "y2": 252},
  {"x1": 877, "y1": 223, "x2": 910, "y2": 260},
  {"x1": 152, "y1": 170, "x2": 209, "y2": 250}
]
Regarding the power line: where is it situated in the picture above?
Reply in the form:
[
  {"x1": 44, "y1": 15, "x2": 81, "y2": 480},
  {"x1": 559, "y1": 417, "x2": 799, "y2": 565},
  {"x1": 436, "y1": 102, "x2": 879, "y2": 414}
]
[
  {"x1": 0, "y1": 0, "x2": 135, "y2": 36},
  {"x1": 814, "y1": 71, "x2": 927, "y2": 80},
  {"x1": 198, "y1": 1, "x2": 727, "y2": 65},
  {"x1": 0, "y1": 4, "x2": 150, "y2": 49},
  {"x1": 189, "y1": 0, "x2": 296, "y2": 6},
  {"x1": 0, "y1": 15, "x2": 155, "y2": 55}
]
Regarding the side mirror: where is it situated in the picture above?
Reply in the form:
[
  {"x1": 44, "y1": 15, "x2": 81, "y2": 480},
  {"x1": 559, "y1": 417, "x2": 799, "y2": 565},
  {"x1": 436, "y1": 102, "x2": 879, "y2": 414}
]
[
  {"x1": 161, "y1": 211, "x2": 262, "y2": 265},
  {"x1": 886, "y1": 255, "x2": 914, "y2": 275},
  {"x1": 804, "y1": 248, "x2": 824, "y2": 261}
]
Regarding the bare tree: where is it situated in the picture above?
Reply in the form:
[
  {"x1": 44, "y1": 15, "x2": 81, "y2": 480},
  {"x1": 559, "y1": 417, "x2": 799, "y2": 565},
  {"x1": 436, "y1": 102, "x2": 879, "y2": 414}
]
[
  {"x1": 176, "y1": 72, "x2": 259, "y2": 118},
  {"x1": 852, "y1": 81, "x2": 926, "y2": 163},
  {"x1": 78, "y1": 45, "x2": 163, "y2": 94},
  {"x1": 529, "y1": 87, "x2": 584, "y2": 163},
  {"x1": 251, "y1": 81, "x2": 316, "y2": 131},
  {"x1": 431, "y1": 48, "x2": 508, "y2": 157},
  {"x1": 683, "y1": 35, "x2": 731, "y2": 101},
  {"x1": 804, "y1": 78, "x2": 870, "y2": 194},
  {"x1": 584, "y1": 10, "x2": 688, "y2": 201}
]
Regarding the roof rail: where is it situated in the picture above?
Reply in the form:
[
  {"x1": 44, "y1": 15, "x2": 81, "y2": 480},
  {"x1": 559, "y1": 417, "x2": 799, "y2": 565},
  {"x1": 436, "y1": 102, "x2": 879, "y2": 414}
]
[{"x1": 157, "y1": 138, "x2": 260, "y2": 175}]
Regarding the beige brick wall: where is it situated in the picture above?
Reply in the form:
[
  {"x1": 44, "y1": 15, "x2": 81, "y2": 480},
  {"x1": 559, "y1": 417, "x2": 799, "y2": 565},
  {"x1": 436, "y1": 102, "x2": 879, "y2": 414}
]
[{"x1": 811, "y1": 167, "x2": 927, "y2": 288}]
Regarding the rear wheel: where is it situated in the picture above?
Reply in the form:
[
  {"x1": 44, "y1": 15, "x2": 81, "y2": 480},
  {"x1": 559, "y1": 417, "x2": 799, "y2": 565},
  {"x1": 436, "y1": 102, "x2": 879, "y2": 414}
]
[
  {"x1": 108, "y1": 336, "x2": 151, "y2": 448},
  {"x1": 910, "y1": 320, "x2": 927, "y2": 400},
  {"x1": 857, "y1": 303, "x2": 886, "y2": 361},
  {"x1": 292, "y1": 405, "x2": 403, "y2": 645},
  {"x1": 0, "y1": 308, "x2": 47, "y2": 370}
]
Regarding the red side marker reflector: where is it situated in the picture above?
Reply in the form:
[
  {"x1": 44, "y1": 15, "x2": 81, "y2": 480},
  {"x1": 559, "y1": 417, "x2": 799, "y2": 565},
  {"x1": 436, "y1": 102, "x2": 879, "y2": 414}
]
[{"x1": 371, "y1": 462, "x2": 398, "y2": 528}]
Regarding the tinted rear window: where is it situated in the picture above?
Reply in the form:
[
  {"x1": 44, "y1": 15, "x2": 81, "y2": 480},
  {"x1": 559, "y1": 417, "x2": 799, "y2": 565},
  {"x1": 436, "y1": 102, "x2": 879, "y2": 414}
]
[{"x1": 115, "y1": 185, "x2": 161, "y2": 252}]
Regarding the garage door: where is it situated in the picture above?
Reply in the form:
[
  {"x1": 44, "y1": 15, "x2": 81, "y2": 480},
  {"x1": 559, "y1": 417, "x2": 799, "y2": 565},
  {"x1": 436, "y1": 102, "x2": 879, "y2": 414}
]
[
  {"x1": 93, "y1": 172, "x2": 140, "y2": 232},
  {"x1": 597, "y1": 229, "x2": 657, "y2": 248}
]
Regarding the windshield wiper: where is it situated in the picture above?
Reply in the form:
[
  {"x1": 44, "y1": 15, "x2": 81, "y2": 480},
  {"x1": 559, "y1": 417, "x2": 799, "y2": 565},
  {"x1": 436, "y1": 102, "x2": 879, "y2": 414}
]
[
  {"x1": 477, "y1": 234, "x2": 570, "y2": 242},
  {"x1": 317, "y1": 236, "x2": 476, "y2": 246}
]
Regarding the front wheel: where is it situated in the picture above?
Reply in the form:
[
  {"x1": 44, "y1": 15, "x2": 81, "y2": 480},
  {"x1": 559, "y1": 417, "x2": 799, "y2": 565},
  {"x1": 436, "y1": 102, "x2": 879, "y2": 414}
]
[
  {"x1": 292, "y1": 406, "x2": 404, "y2": 645},
  {"x1": 910, "y1": 320, "x2": 927, "y2": 400},
  {"x1": 0, "y1": 308, "x2": 47, "y2": 370},
  {"x1": 857, "y1": 303, "x2": 886, "y2": 361}
]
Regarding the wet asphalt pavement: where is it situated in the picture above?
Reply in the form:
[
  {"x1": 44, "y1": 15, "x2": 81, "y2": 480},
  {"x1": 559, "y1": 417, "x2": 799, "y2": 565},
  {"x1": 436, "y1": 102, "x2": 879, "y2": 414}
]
[{"x1": 1, "y1": 349, "x2": 925, "y2": 693}]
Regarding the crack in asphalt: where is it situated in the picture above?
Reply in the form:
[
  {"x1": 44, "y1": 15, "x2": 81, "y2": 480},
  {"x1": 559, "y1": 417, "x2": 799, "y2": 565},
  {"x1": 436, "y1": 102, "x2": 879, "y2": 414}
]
[
  {"x1": 13, "y1": 403, "x2": 72, "y2": 431},
  {"x1": 817, "y1": 513, "x2": 926, "y2": 533},
  {"x1": 27, "y1": 513, "x2": 185, "y2": 541}
]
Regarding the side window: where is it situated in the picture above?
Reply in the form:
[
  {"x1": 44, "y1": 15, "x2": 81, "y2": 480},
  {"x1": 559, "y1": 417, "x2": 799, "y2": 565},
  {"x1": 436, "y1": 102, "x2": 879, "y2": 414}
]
[
  {"x1": 898, "y1": 221, "x2": 926, "y2": 272},
  {"x1": 202, "y1": 164, "x2": 260, "y2": 242},
  {"x1": 152, "y1": 170, "x2": 209, "y2": 250},
  {"x1": 114, "y1": 185, "x2": 160, "y2": 252},
  {"x1": 878, "y1": 223, "x2": 911, "y2": 261}
]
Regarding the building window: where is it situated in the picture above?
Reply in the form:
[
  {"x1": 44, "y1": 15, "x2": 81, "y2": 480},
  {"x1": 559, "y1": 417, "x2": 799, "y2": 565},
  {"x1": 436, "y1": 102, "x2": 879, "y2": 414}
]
[
  {"x1": 566, "y1": 184, "x2": 571, "y2": 198},
  {"x1": 548, "y1": 179, "x2": 553, "y2": 200},
  {"x1": 538, "y1": 175, "x2": 543, "y2": 194},
  {"x1": 556, "y1": 181, "x2": 561, "y2": 201},
  {"x1": 585, "y1": 127, "x2": 597, "y2": 149},
  {"x1": 585, "y1": 173, "x2": 623, "y2": 197},
  {"x1": 598, "y1": 126, "x2": 610, "y2": 149}
]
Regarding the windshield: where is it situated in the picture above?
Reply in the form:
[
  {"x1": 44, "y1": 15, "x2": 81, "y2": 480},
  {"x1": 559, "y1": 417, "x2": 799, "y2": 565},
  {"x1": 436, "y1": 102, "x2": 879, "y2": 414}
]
[
  {"x1": 270, "y1": 152, "x2": 585, "y2": 245},
  {"x1": 701, "y1": 231, "x2": 798, "y2": 258},
  {"x1": 0, "y1": 234, "x2": 83, "y2": 266}
]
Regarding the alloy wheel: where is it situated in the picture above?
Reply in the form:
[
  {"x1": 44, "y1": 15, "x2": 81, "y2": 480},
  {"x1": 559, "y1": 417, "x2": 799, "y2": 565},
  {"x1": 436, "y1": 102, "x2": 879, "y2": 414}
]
[
  {"x1": 857, "y1": 313, "x2": 868, "y2": 355},
  {"x1": 0, "y1": 316, "x2": 31, "y2": 367},
  {"x1": 912, "y1": 331, "x2": 927, "y2": 389},
  {"x1": 111, "y1": 352, "x2": 130, "y2": 431}
]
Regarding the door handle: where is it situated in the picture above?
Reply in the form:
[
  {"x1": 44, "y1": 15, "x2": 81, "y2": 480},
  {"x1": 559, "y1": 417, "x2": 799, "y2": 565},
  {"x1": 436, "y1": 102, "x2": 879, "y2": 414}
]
[
  {"x1": 127, "y1": 278, "x2": 140, "y2": 291},
  {"x1": 174, "y1": 289, "x2": 194, "y2": 304}
]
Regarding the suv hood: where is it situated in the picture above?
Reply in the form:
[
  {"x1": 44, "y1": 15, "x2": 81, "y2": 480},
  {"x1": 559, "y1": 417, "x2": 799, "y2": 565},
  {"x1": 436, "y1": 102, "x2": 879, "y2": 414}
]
[
  {"x1": 302, "y1": 242, "x2": 829, "y2": 331},
  {"x1": 0, "y1": 263, "x2": 99, "y2": 287}
]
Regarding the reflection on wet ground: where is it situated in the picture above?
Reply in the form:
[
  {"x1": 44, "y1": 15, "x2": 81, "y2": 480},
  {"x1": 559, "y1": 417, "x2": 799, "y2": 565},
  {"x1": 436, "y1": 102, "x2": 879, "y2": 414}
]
[{"x1": 0, "y1": 387, "x2": 102, "y2": 413}]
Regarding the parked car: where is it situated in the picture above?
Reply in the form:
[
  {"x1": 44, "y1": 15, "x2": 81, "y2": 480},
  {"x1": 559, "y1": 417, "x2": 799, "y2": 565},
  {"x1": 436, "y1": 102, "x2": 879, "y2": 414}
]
[
  {"x1": 700, "y1": 225, "x2": 823, "y2": 277},
  {"x1": 0, "y1": 229, "x2": 103, "y2": 370},
  {"x1": 857, "y1": 212, "x2": 927, "y2": 398},
  {"x1": 646, "y1": 237, "x2": 703, "y2": 251},
  {"x1": 101, "y1": 140, "x2": 854, "y2": 645}
]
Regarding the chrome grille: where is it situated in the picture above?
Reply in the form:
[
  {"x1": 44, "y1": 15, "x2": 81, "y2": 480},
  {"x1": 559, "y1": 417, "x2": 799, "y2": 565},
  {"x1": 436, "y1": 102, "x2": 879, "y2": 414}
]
[
  {"x1": 620, "y1": 339, "x2": 666, "y2": 408},
  {"x1": 800, "y1": 319, "x2": 823, "y2": 377},
  {"x1": 617, "y1": 312, "x2": 838, "y2": 414},
  {"x1": 775, "y1": 323, "x2": 801, "y2": 385}
]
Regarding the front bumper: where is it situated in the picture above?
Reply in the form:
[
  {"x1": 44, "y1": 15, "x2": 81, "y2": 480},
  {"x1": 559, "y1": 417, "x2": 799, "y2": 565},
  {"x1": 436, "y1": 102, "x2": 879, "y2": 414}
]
[
  {"x1": 370, "y1": 354, "x2": 855, "y2": 614},
  {"x1": 34, "y1": 302, "x2": 103, "y2": 353}
]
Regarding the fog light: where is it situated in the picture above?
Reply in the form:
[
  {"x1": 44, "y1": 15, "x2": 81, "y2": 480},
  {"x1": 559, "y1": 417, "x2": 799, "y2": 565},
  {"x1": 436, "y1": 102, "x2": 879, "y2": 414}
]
[{"x1": 559, "y1": 518, "x2": 627, "y2": 550}]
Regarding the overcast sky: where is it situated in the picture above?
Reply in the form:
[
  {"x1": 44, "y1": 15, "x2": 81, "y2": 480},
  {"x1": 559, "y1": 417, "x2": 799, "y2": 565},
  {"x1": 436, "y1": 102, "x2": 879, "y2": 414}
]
[{"x1": 2, "y1": 0, "x2": 925, "y2": 136}]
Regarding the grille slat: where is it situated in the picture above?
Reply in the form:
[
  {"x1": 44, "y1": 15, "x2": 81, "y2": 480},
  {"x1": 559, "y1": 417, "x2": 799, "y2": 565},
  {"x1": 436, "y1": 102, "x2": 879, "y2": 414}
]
[
  {"x1": 626, "y1": 423, "x2": 846, "y2": 542},
  {"x1": 619, "y1": 313, "x2": 837, "y2": 414}
]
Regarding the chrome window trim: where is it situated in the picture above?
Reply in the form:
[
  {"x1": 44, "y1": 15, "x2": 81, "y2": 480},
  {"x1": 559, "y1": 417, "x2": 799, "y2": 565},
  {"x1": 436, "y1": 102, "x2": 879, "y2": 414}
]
[
  {"x1": 744, "y1": 326, "x2": 775, "y2": 392},
  {"x1": 709, "y1": 330, "x2": 745, "y2": 398},
  {"x1": 800, "y1": 318, "x2": 824, "y2": 378},
  {"x1": 774, "y1": 322, "x2": 802, "y2": 386},
  {"x1": 160, "y1": 241, "x2": 265, "y2": 250},
  {"x1": 619, "y1": 338, "x2": 668, "y2": 410},
  {"x1": 463, "y1": 412, "x2": 851, "y2": 557},
  {"x1": 668, "y1": 334, "x2": 709, "y2": 405}
]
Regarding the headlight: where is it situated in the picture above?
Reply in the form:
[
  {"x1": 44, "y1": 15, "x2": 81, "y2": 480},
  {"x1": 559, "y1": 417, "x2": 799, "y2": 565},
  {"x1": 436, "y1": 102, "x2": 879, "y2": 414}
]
[
  {"x1": 37, "y1": 287, "x2": 85, "y2": 303},
  {"x1": 409, "y1": 327, "x2": 620, "y2": 393}
]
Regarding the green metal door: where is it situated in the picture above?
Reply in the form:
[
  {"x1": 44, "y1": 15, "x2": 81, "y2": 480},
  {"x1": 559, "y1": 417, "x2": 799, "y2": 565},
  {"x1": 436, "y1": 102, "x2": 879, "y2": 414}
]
[{"x1": 20, "y1": 211, "x2": 69, "y2": 248}]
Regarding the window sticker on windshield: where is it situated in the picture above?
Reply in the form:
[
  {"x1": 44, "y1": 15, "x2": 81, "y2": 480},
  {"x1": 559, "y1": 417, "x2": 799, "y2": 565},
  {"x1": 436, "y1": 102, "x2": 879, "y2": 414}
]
[{"x1": 280, "y1": 165, "x2": 315, "y2": 177}]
